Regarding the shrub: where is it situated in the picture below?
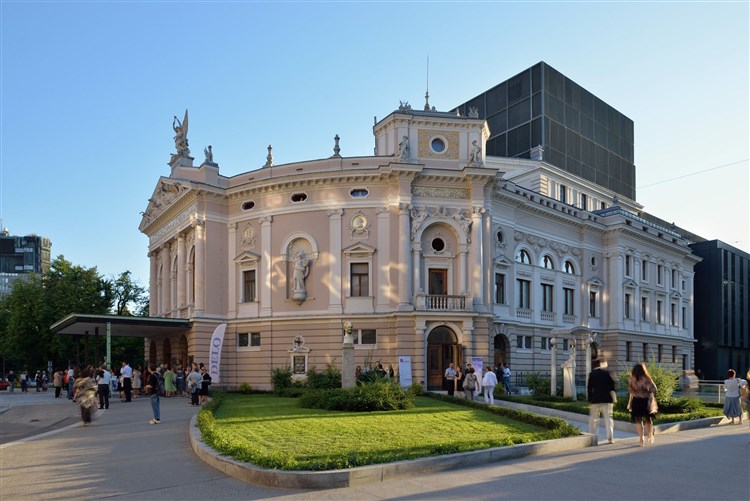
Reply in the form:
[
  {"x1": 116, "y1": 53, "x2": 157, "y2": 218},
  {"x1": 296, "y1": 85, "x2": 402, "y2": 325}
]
[
  {"x1": 618, "y1": 359, "x2": 679, "y2": 403},
  {"x1": 524, "y1": 372, "x2": 551, "y2": 396},
  {"x1": 658, "y1": 397, "x2": 702, "y2": 414},
  {"x1": 299, "y1": 381, "x2": 415, "y2": 412},
  {"x1": 305, "y1": 363, "x2": 342, "y2": 389},
  {"x1": 237, "y1": 383, "x2": 253, "y2": 394},
  {"x1": 407, "y1": 382, "x2": 424, "y2": 397},
  {"x1": 271, "y1": 366, "x2": 293, "y2": 395}
]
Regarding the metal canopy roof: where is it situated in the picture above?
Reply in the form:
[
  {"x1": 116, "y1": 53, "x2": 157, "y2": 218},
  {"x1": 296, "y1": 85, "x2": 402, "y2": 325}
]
[{"x1": 50, "y1": 313, "x2": 191, "y2": 338}]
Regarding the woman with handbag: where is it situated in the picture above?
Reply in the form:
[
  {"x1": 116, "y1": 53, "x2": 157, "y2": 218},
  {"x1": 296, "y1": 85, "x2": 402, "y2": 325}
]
[
  {"x1": 628, "y1": 363, "x2": 658, "y2": 447},
  {"x1": 463, "y1": 368, "x2": 478, "y2": 401},
  {"x1": 723, "y1": 368, "x2": 746, "y2": 425}
]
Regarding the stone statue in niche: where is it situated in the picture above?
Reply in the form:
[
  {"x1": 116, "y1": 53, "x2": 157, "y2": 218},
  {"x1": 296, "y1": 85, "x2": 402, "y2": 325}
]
[
  {"x1": 562, "y1": 340, "x2": 577, "y2": 400},
  {"x1": 398, "y1": 136, "x2": 410, "y2": 161},
  {"x1": 469, "y1": 140, "x2": 483, "y2": 166},
  {"x1": 292, "y1": 251, "x2": 310, "y2": 302}
]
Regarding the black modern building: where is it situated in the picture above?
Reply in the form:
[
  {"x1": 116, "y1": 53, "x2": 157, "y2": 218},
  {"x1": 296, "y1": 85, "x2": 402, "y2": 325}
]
[
  {"x1": 453, "y1": 61, "x2": 635, "y2": 200},
  {"x1": 690, "y1": 240, "x2": 750, "y2": 380},
  {"x1": 0, "y1": 230, "x2": 52, "y2": 296}
]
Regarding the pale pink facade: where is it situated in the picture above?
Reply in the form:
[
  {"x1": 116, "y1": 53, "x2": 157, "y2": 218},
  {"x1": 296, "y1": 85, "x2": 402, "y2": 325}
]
[{"x1": 140, "y1": 107, "x2": 698, "y2": 390}]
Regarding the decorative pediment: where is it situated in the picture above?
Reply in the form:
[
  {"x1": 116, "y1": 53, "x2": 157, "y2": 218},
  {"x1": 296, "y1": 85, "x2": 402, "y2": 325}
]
[
  {"x1": 140, "y1": 180, "x2": 190, "y2": 230},
  {"x1": 587, "y1": 276, "x2": 604, "y2": 289},
  {"x1": 494, "y1": 255, "x2": 513, "y2": 268},
  {"x1": 234, "y1": 250, "x2": 261, "y2": 266},
  {"x1": 623, "y1": 279, "x2": 637, "y2": 289},
  {"x1": 670, "y1": 290, "x2": 684, "y2": 299},
  {"x1": 342, "y1": 242, "x2": 376, "y2": 257}
]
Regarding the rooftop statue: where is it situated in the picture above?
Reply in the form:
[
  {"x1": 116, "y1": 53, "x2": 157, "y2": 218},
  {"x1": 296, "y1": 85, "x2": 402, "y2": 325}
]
[{"x1": 172, "y1": 110, "x2": 190, "y2": 157}]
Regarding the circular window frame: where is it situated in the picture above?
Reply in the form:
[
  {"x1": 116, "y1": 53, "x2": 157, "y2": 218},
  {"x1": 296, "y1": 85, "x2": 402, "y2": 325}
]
[
  {"x1": 290, "y1": 192, "x2": 308, "y2": 203},
  {"x1": 429, "y1": 136, "x2": 448, "y2": 155},
  {"x1": 241, "y1": 201, "x2": 255, "y2": 211},
  {"x1": 431, "y1": 237, "x2": 446, "y2": 252}
]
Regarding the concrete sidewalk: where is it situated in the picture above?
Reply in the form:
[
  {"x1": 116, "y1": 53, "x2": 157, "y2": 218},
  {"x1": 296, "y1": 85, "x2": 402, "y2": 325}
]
[{"x1": 1, "y1": 390, "x2": 748, "y2": 500}]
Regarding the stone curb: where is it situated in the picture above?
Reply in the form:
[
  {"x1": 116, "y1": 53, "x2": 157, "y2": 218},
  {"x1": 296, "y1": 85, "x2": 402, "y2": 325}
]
[{"x1": 188, "y1": 413, "x2": 596, "y2": 490}]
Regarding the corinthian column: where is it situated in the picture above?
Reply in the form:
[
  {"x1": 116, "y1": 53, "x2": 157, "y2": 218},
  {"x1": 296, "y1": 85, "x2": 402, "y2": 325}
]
[
  {"x1": 194, "y1": 220, "x2": 205, "y2": 317},
  {"x1": 398, "y1": 203, "x2": 412, "y2": 311},
  {"x1": 470, "y1": 207, "x2": 485, "y2": 308},
  {"x1": 149, "y1": 251, "x2": 158, "y2": 316}
]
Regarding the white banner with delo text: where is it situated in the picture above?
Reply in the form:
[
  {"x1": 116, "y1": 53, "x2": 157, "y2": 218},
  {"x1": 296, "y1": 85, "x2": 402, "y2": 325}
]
[{"x1": 209, "y1": 323, "x2": 227, "y2": 384}]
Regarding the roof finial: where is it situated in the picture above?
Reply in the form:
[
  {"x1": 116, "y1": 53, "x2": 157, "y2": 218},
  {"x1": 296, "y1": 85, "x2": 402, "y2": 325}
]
[
  {"x1": 264, "y1": 145, "x2": 273, "y2": 167},
  {"x1": 424, "y1": 56, "x2": 431, "y2": 111}
]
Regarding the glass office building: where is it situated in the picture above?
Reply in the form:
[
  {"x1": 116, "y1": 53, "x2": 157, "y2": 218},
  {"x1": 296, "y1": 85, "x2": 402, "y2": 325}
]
[
  {"x1": 453, "y1": 62, "x2": 635, "y2": 200},
  {"x1": 0, "y1": 231, "x2": 51, "y2": 296}
]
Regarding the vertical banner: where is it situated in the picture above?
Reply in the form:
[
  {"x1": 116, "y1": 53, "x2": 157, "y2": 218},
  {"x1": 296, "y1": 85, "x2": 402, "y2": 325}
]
[
  {"x1": 398, "y1": 356, "x2": 412, "y2": 388},
  {"x1": 209, "y1": 323, "x2": 227, "y2": 384}
]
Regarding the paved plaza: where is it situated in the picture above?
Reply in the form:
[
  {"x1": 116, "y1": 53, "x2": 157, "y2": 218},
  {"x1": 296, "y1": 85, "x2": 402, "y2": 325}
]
[{"x1": 0, "y1": 390, "x2": 747, "y2": 500}]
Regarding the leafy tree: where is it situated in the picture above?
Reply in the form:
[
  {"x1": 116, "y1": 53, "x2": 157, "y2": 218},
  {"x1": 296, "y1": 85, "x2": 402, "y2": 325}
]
[{"x1": 110, "y1": 271, "x2": 147, "y2": 316}]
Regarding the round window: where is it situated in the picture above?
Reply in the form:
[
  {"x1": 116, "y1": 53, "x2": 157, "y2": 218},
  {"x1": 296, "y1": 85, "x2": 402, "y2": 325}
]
[
  {"x1": 431, "y1": 138, "x2": 446, "y2": 153},
  {"x1": 431, "y1": 238, "x2": 445, "y2": 252}
]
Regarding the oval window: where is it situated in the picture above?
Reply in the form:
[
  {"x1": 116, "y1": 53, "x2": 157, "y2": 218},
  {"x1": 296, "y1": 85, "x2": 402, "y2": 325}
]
[
  {"x1": 431, "y1": 138, "x2": 446, "y2": 153},
  {"x1": 431, "y1": 238, "x2": 445, "y2": 252},
  {"x1": 241, "y1": 201, "x2": 255, "y2": 211},
  {"x1": 350, "y1": 188, "x2": 369, "y2": 198},
  {"x1": 291, "y1": 193, "x2": 307, "y2": 203}
]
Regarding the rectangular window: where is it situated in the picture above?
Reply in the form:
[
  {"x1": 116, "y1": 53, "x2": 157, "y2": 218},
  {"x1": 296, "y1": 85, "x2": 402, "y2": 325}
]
[
  {"x1": 671, "y1": 269, "x2": 677, "y2": 289},
  {"x1": 559, "y1": 184, "x2": 567, "y2": 204},
  {"x1": 641, "y1": 297, "x2": 648, "y2": 321},
  {"x1": 564, "y1": 288, "x2": 574, "y2": 315},
  {"x1": 625, "y1": 255, "x2": 632, "y2": 277},
  {"x1": 657, "y1": 265, "x2": 663, "y2": 285},
  {"x1": 624, "y1": 293, "x2": 632, "y2": 319},
  {"x1": 643, "y1": 343, "x2": 649, "y2": 361},
  {"x1": 657, "y1": 300, "x2": 663, "y2": 324},
  {"x1": 515, "y1": 336, "x2": 533, "y2": 350},
  {"x1": 541, "y1": 337, "x2": 549, "y2": 350},
  {"x1": 642, "y1": 260, "x2": 648, "y2": 282},
  {"x1": 672, "y1": 346, "x2": 677, "y2": 364},
  {"x1": 238, "y1": 332, "x2": 261, "y2": 349},
  {"x1": 242, "y1": 270, "x2": 256, "y2": 303},
  {"x1": 516, "y1": 279, "x2": 530, "y2": 309},
  {"x1": 562, "y1": 339, "x2": 569, "y2": 351},
  {"x1": 670, "y1": 303, "x2": 677, "y2": 326},
  {"x1": 353, "y1": 329, "x2": 377, "y2": 345},
  {"x1": 658, "y1": 344, "x2": 663, "y2": 362},
  {"x1": 580, "y1": 193, "x2": 588, "y2": 210},
  {"x1": 350, "y1": 263, "x2": 369, "y2": 297},
  {"x1": 589, "y1": 291, "x2": 597, "y2": 317},
  {"x1": 495, "y1": 273, "x2": 506, "y2": 304},
  {"x1": 542, "y1": 284, "x2": 554, "y2": 312},
  {"x1": 682, "y1": 306, "x2": 687, "y2": 328},
  {"x1": 626, "y1": 341, "x2": 632, "y2": 362}
]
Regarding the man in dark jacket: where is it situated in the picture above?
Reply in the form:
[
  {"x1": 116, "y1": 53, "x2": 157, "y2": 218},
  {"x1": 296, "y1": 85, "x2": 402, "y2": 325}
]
[{"x1": 587, "y1": 360, "x2": 616, "y2": 444}]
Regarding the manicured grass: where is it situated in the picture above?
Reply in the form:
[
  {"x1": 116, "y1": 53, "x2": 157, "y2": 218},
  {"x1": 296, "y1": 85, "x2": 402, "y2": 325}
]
[
  {"x1": 499, "y1": 395, "x2": 725, "y2": 423},
  {"x1": 198, "y1": 393, "x2": 578, "y2": 471}
]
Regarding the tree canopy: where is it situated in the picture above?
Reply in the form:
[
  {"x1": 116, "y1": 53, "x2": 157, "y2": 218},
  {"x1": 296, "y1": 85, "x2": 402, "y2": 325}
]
[{"x1": 0, "y1": 256, "x2": 148, "y2": 372}]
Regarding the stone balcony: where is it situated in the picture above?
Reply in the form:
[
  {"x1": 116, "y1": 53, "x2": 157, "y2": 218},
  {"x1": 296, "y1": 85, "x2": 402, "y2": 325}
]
[{"x1": 416, "y1": 294, "x2": 472, "y2": 312}]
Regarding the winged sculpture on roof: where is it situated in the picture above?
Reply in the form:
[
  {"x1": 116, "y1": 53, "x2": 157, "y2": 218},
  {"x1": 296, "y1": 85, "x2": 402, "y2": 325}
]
[{"x1": 172, "y1": 109, "x2": 190, "y2": 157}]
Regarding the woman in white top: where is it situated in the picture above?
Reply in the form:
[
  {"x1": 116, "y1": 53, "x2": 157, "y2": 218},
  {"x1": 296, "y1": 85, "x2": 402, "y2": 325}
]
[{"x1": 723, "y1": 369, "x2": 746, "y2": 424}]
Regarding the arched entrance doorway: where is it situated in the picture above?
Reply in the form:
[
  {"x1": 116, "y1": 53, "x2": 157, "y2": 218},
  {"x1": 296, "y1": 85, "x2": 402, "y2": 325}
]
[
  {"x1": 426, "y1": 326, "x2": 460, "y2": 391},
  {"x1": 162, "y1": 338, "x2": 172, "y2": 367},
  {"x1": 493, "y1": 334, "x2": 509, "y2": 368}
]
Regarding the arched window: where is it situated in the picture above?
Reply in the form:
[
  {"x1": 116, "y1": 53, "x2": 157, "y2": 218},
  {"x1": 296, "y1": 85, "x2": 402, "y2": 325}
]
[
  {"x1": 515, "y1": 249, "x2": 531, "y2": 264},
  {"x1": 496, "y1": 230, "x2": 504, "y2": 243},
  {"x1": 564, "y1": 260, "x2": 576, "y2": 274},
  {"x1": 542, "y1": 255, "x2": 555, "y2": 270}
]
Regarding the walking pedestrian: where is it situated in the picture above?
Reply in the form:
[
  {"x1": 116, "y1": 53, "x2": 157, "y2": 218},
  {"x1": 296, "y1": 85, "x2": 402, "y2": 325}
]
[
  {"x1": 463, "y1": 367, "x2": 478, "y2": 400},
  {"x1": 66, "y1": 366, "x2": 75, "y2": 399},
  {"x1": 199, "y1": 366, "x2": 211, "y2": 405},
  {"x1": 132, "y1": 366, "x2": 142, "y2": 398},
  {"x1": 723, "y1": 369, "x2": 746, "y2": 425},
  {"x1": 628, "y1": 362, "x2": 658, "y2": 447},
  {"x1": 6, "y1": 371, "x2": 15, "y2": 392},
  {"x1": 120, "y1": 361, "x2": 133, "y2": 402},
  {"x1": 502, "y1": 364, "x2": 512, "y2": 395},
  {"x1": 482, "y1": 366, "x2": 498, "y2": 405},
  {"x1": 73, "y1": 369, "x2": 97, "y2": 427},
  {"x1": 20, "y1": 371, "x2": 28, "y2": 392},
  {"x1": 145, "y1": 364, "x2": 161, "y2": 424},
  {"x1": 53, "y1": 369, "x2": 64, "y2": 398},
  {"x1": 587, "y1": 360, "x2": 617, "y2": 444},
  {"x1": 187, "y1": 367, "x2": 202, "y2": 406}
]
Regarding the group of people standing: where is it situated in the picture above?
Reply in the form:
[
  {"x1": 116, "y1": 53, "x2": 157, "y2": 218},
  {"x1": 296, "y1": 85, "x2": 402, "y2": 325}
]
[{"x1": 443, "y1": 363, "x2": 512, "y2": 404}]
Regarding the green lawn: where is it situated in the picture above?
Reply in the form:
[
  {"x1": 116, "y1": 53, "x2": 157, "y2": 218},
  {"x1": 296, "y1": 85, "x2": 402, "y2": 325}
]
[{"x1": 198, "y1": 393, "x2": 578, "y2": 471}]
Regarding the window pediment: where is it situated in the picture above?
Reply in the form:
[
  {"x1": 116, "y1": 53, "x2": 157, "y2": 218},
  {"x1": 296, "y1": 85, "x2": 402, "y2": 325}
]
[
  {"x1": 623, "y1": 279, "x2": 637, "y2": 289},
  {"x1": 494, "y1": 255, "x2": 513, "y2": 269},
  {"x1": 342, "y1": 242, "x2": 376, "y2": 257},
  {"x1": 234, "y1": 250, "x2": 261, "y2": 266},
  {"x1": 587, "y1": 277, "x2": 604, "y2": 289}
]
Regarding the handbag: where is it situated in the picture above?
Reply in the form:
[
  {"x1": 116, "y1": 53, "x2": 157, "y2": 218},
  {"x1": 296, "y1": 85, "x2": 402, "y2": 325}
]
[{"x1": 648, "y1": 394, "x2": 659, "y2": 414}]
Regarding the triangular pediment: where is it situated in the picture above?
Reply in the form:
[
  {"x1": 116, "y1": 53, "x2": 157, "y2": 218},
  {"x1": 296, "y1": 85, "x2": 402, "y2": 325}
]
[
  {"x1": 494, "y1": 255, "x2": 513, "y2": 268},
  {"x1": 139, "y1": 179, "x2": 191, "y2": 231},
  {"x1": 342, "y1": 242, "x2": 376, "y2": 256},
  {"x1": 671, "y1": 290, "x2": 684, "y2": 299},
  {"x1": 234, "y1": 250, "x2": 261, "y2": 265},
  {"x1": 587, "y1": 276, "x2": 604, "y2": 288},
  {"x1": 623, "y1": 279, "x2": 637, "y2": 289}
]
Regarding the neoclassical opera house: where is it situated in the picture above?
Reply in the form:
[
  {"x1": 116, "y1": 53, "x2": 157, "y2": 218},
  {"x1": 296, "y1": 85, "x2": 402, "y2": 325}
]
[{"x1": 140, "y1": 104, "x2": 699, "y2": 390}]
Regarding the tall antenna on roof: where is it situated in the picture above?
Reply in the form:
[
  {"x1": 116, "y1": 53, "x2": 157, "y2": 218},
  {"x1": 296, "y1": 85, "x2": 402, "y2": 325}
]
[{"x1": 424, "y1": 56, "x2": 431, "y2": 111}]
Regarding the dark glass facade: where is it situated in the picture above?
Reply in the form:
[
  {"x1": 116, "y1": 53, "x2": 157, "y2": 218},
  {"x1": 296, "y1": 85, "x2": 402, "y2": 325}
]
[
  {"x1": 690, "y1": 240, "x2": 750, "y2": 380},
  {"x1": 453, "y1": 62, "x2": 636, "y2": 200},
  {"x1": 0, "y1": 233, "x2": 52, "y2": 296}
]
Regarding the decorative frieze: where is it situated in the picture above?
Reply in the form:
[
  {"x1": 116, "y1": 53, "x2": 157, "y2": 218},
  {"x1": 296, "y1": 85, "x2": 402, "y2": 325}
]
[
  {"x1": 149, "y1": 203, "x2": 197, "y2": 246},
  {"x1": 412, "y1": 186, "x2": 468, "y2": 199}
]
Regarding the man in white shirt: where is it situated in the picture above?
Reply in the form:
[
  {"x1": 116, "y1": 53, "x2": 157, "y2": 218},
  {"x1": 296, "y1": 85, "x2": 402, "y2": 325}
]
[
  {"x1": 482, "y1": 366, "x2": 498, "y2": 405},
  {"x1": 121, "y1": 361, "x2": 133, "y2": 402},
  {"x1": 444, "y1": 363, "x2": 456, "y2": 396},
  {"x1": 96, "y1": 366, "x2": 112, "y2": 409},
  {"x1": 67, "y1": 366, "x2": 75, "y2": 399}
]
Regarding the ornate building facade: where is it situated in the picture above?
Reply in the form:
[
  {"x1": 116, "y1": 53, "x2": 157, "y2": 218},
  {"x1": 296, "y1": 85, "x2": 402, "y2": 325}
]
[{"x1": 139, "y1": 104, "x2": 698, "y2": 390}]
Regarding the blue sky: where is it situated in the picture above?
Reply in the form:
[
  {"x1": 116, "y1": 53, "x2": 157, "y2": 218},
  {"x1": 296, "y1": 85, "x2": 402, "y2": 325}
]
[{"x1": 1, "y1": 1, "x2": 748, "y2": 288}]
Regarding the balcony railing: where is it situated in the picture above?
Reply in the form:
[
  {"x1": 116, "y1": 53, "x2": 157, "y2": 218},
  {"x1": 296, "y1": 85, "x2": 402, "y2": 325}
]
[{"x1": 417, "y1": 294, "x2": 469, "y2": 311}]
